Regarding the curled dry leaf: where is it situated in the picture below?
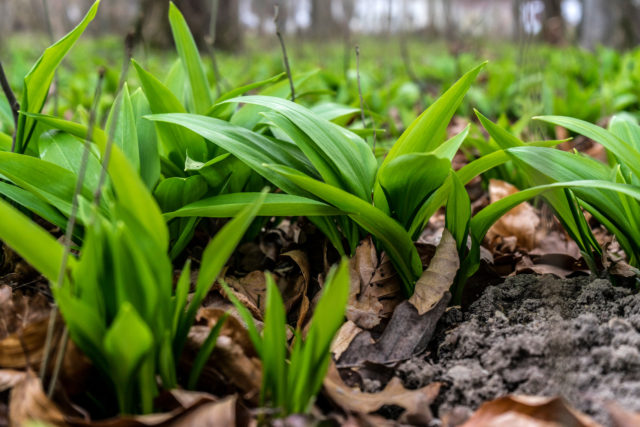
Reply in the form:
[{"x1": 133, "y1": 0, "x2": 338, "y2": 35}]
[
  {"x1": 331, "y1": 321, "x2": 365, "y2": 360},
  {"x1": 346, "y1": 237, "x2": 403, "y2": 330},
  {"x1": 606, "y1": 402, "x2": 640, "y2": 427},
  {"x1": 338, "y1": 230, "x2": 458, "y2": 367},
  {"x1": 196, "y1": 307, "x2": 257, "y2": 357},
  {"x1": 461, "y1": 395, "x2": 602, "y2": 427},
  {"x1": 186, "y1": 326, "x2": 262, "y2": 402},
  {"x1": 409, "y1": 229, "x2": 459, "y2": 315},
  {"x1": 486, "y1": 179, "x2": 540, "y2": 251},
  {"x1": 9, "y1": 369, "x2": 66, "y2": 426},
  {"x1": 323, "y1": 364, "x2": 440, "y2": 425}
]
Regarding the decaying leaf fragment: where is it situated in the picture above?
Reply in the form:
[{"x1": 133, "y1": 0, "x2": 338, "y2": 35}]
[
  {"x1": 461, "y1": 395, "x2": 602, "y2": 427},
  {"x1": 9, "y1": 369, "x2": 66, "y2": 426},
  {"x1": 486, "y1": 179, "x2": 540, "y2": 251},
  {"x1": 338, "y1": 230, "x2": 458, "y2": 366},
  {"x1": 323, "y1": 364, "x2": 440, "y2": 425}
]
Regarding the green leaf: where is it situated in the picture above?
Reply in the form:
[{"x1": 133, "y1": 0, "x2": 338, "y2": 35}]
[
  {"x1": 288, "y1": 259, "x2": 349, "y2": 414},
  {"x1": 0, "y1": 151, "x2": 96, "y2": 219},
  {"x1": 0, "y1": 181, "x2": 68, "y2": 231},
  {"x1": 224, "y1": 96, "x2": 377, "y2": 201},
  {"x1": 16, "y1": 1, "x2": 100, "y2": 152},
  {"x1": 146, "y1": 113, "x2": 317, "y2": 197},
  {"x1": 378, "y1": 153, "x2": 451, "y2": 228},
  {"x1": 446, "y1": 172, "x2": 471, "y2": 255},
  {"x1": 130, "y1": 88, "x2": 161, "y2": 189},
  {"x1": 132, "y1": 60, "x2": 207, "y2": 165},
  {"x1": 169, "y1": 2, "x2": 213, "y2": 114},
  {"x1": 0, "y1": 197, "x2": 75, "y2": 283},
  {"x1": 103, "y1": 302, "x2": 153, "y2": 414},
  {"x1": 262, "y1": 274, "x2": 288, "y2": 409},
  {"x1": 268, "y1": 165, "x2": 421, "y2": 294},
  {"x1": 174, "y1": 190, "x2": 267, "y2": 357},
  {"x1": 535, "y1": 115, "x2": 640, "y2": 179},
  {"x1": 106, "y1": 84, "x2": 140, "y2": 172},
  {"x1": 164, "y1": 192, "x2": 341, "y2": 220}
]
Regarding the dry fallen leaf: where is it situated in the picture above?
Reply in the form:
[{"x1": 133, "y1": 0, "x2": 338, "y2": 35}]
[
  {"x1": 346, "y1": 237, "x2": 403, "y2": 330},
  {"x1": 461, "y1": 395, "x2": 602, "y2": 427},
  {"x1": 486, "y1": 179, "x2": 540, "y2": 251},
  {"x1": 607, "y1": 402, "x2": 640, "y2": 427},
  {"x1": 324, "y1": 364, "x2": 440, "y2": 425},
  {"x1": 409, "y1": 229, "x2": 459, "y2": 315},
  {"x1": 9, "y1": 369, "x2": 66, "y2": 426},
  {"x1": 331, "y1": 321, "x2": 366, "y2": 360}
]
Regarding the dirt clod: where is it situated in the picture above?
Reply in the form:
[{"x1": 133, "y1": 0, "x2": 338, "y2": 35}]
[{"x1": 397, "y1": 274, "x2": 640, "y2": 426}]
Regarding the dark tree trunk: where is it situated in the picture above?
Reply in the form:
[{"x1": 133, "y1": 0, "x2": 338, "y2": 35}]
[
  {"x1": 140, "y1": 0, "x2": 241, "y2": 51},
  {"x1": 541, "y1": 0, "x2": 564, "y2": 44},
  {"x1": 215, "y1": 0, "x2": 243, "y2": 51},
  {"x1": 310, "y1": 0, "x2": 335, "y2": 38}
]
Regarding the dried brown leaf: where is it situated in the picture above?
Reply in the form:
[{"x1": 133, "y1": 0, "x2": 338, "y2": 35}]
[
  {"x1": 486, "y1": 179, "x2": 540, "y2": 251},
  {"x1": 324, "y1": 364, "x2": 440, "y2": 424},
  {"x1": 9, "y1": 369, "x2": 66, "y2": 426},
  {"x1": 331, "y1": 321, "x2": 365, "y2": 360},
  {"x1": 409, "y1": 229, "x2": 459, "y2": 315},
  {"x1": 461, "y1": 395, "x2": 602, "y2": 427},
  {"x1": 607, "y1": 402, "x2": 640, "y2": 427}
]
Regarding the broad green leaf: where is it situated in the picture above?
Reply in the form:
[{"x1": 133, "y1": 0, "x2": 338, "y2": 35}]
[
  {"x1": 106, "y1": 84, "x2": 140, "y2": 172},
  {"x1": 146, "y1": 113, "x2": 317, "y2": 197},
  {"x1": 38, "y1": 131, "x2": 105, "y2": 196},
  {"x1": 103, "y1": 302, "x2": 153, "y2": 414},
  {"x1": 164, "y1": 192, "x2": 341, "y2": 220},
  {"x1": 536, "y1": 115, "x2": 640, "y2": 179},
  {"x1": 132, "y1": 60, "x2": 207, "y2": 165},
  {"x1": 379, "y1": 153, "x2": 451, "y2": 228},
  {"x1": 432, "y1": 124, "x2": 470, "y2": 161},
  {"x1": 0, "y1": 181, "x2": 68, "y2": 231},
  {"x1": 224, "y1": 96, "x2": 377, "y2": 201},
  {"x1": 16, "y1": 1, "x2": 99, "y2": 152},
  {"x1": 0, "y1": 197, "x2": 75, "y2": 284},
  {"x1": 374, "y1": 63, "x2": 485, "y2": 209},
  {"x1": 169, "y1": 2, "x2": 213, "y2": 114},
  {"x1": 0, "y1": 151, "x2": 96, "y2": 219},
  {"x1": 268, "y1": 165, "x2": 421, "y2": 294},
  {"x1": 130, "y1": 88, "x2": 161, "y2": 189}
]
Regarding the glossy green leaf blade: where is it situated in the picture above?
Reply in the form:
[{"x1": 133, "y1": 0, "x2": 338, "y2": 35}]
[
  {"x1": 535, "y1": 115, "x2": 640, "y2": 179},
  {"x1": 446, "y1": 172, "x2": 471, "y2": 255},
  {"x1": 432, "y1": 124, "x2": 471, "y2": 161},
  {"x1": 146, "y1": 113, "x2": 316, "y2": 197},
  {"x1": 0, "y1": 181, "x2": 68, "y2": 231},
  {"x1": 0, "y1": 151, "x2": 94, "y2": 217},
  {"x1": 164, "y1": 192, "x2": 341, "y2": 220},
  {"x1": 106, "y1": 84, "x2": 140, "y2": 172},
  {"x1": 16, "y1": 1, "x2": 99, "y2": 151},
  {"x1": 0, "y1": 197, "x2": 74, "y2": 283},
  {"x1": 168, "y1": 2, "x2": 213, "y2": 114},
  {"x1": 132, "y1": 60, "x2": 207, "y2": 164},
  {"x1": 268, "y1": 165, "x2": 421, "y2": 294},
  {"x1": 379, "y1": 153, "x2": 451, "y2": 228},
  {"x1": 224, "y1": 95, "x2": 377, "y2": 201},
  {"x1": 262, "y1": 274, "x2": 288, "y2": 409},
  {"x1": 381, "y1": 63, "x2": 486, "y2": 166},
  {"x1": 130, "y1": 88, "x2": 161, "y2": 189}
]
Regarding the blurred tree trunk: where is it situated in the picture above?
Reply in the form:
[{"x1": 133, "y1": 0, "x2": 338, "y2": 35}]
[
  {"x1": 310, "y1": 0, "x2": 335, "y2": 38},
  {"x1": 140, "y1": 0, "x2": 241, "y2": 51},
  {"x1": 580, "y1": 0, "x2": 640, "y2": 49},
  {"x1": 215, "y1": 0, "x2": 243, "y2": 51},
  {"x1": 541, "y1": 0, "x2": 564, "y2": 44},
  {"x1": 512, "y1": 0, "x2": 523, "y2": 40}
]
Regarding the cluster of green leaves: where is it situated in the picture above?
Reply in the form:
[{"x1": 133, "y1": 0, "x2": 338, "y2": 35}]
[
  {"x1": 224, "y1": 260, "x2": 349, "y2": 417},
  {"x1": 471, "y1": 112, "x2": 640, "y2": 270}
]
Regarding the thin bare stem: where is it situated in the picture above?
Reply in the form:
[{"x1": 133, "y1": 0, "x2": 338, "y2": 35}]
[
  {"x1": 47, "y1": 327, "x2": 68, "y2": 397},
  {"x1": 355, "y1": 45, "x2": 376, "y2": 152},
  {"x1": 274, "y1": 5, "x2": 295, "y2": 102},
  {"x1": 40, "y1": 68, "x2": 105, "y2": 385},
  {"x1": 41, "y1": 0, "x2": 59, "y2": 116},
  {"x1": 0, "y1": 62, "x2": 19, "y2": 152}
]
